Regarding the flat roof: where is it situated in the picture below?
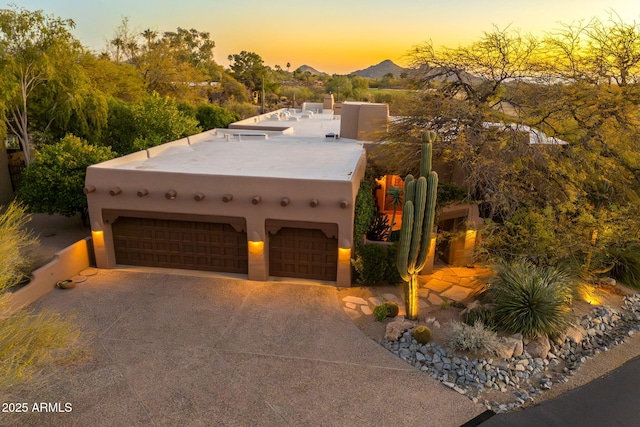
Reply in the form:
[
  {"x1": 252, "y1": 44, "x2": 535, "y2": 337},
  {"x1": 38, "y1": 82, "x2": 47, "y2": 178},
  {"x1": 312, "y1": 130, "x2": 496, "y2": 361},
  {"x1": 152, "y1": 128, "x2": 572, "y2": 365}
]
[{"x1": 92, "y1": 108, "x2": 366, "y2": 181}]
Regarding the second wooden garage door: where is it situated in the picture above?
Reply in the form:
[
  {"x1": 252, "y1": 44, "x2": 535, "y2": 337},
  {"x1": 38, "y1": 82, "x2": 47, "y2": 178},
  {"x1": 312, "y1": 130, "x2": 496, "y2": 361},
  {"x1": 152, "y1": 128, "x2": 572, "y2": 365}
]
[
  {"x1": 112, "y1": 217, "x2": 248, "y2": 274},
  {"x1": 269, "y1": 227, "x2": 338, "y2": 281}
]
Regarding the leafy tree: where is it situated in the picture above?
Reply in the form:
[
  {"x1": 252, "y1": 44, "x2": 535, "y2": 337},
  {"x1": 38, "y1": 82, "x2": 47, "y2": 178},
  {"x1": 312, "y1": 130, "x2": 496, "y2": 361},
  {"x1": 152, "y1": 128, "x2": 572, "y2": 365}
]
[
  {"x1": 99, "y1": 98, "x2": 138, "y2": 155},
  {"x1": 195, "y1": 104, "x2": 240, "y2": 130},
  {"x1": 129, "y1": 92, "x2": 201, "y2": 151},
  {"x1": 351, "y1": 75, "x2": 370, "y2": 100},
  {"x1": 384, "y1": 19, "x2": 640, "y2": 272},
  {"x1": 79, "y1": 53, "x2": 145, "y2": 102},
  {"x1": 0, "y1": 7, "x2": 98, "y2": 165},
  {"x1": 228, "y1": 50, "x2": 268, "y2": 91},
  {"x1": 162, "y1": 27, "x2": 215, "y2": 70},
  {"x1": 17, "y1": 135, "x2": 116, "y2": 219},
  {"x1": 326, "y1": 75, "x2": 352, "y2": 100}
]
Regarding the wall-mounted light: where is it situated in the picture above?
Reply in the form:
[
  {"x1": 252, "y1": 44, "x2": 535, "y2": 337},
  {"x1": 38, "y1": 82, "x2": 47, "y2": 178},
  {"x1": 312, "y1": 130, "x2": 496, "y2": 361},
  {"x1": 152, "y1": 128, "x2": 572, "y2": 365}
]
[
  {"x1": 280, "y1": 197, "x2": 290, "y2": 207},
  {"x1": 194, "y1": 192, "x2": 205, "y2": 201},
  {"x1": 91, "y1": 230, "x2": 105, "y2": 250},
  {"x1": 222, "y1": 194, "x2": 233, "y2": 203},
  {"x1": 338, "y1": 239, "x2": 351, "y2": 262},
  {"x1": 252, "y1": 195, "x2": 261, "y2": 205},
  {"x1": 248, "y1": 231, "x2": 264, "y2": 255},
  {"x1": 109, "y1": 187, "x2": 122, "y2": 196},
  {"x1": 83, "y1": 185, "x2": 96, "y2": 194},
  {"x1": 137, "y1": 189, "x2": 149, "y2": 197},
  {"x1": 165, "y1": 190, "x2": 177, "y2": 200},
  {"x1": 310, "y1": 198, "x2": 319, "y2": 208}
]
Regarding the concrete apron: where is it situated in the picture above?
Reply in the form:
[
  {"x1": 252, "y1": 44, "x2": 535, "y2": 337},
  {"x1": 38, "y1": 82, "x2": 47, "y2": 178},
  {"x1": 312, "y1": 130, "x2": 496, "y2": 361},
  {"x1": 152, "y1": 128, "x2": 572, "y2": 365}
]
[{"x1": 3, "y1": 269, "x2": 485, "y2": 427}]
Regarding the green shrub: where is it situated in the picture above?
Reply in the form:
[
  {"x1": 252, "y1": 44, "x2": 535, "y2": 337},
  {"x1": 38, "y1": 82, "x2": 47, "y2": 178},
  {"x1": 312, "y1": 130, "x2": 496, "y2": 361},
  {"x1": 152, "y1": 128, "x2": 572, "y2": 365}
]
[
  {"x1": 413, "y1": 326, "x2": 432, "y2": 344},
  {"x1": 195, "y1": 104, "x2": 241, "y2": 130},
  {"x1": 384, "y1": 242, "x2": 404, "y2": 285},
  {"x1": 352, "y1": 244, "x2": 387, "y2": 285},
  {"x1": 462, "y1": 306, "x2": 496, "y2": 330},
  {"x1": 372, "y1": 302, "x2": 399, "y2": 321},
  {"x1": 373, "y1": 304, "x2": 388, "y2": 321},
  {"x1": 486, "y1": 260, "x2": 573, "y2": 339},
  {"x1": 449, "y1": 321, "x2": 500, "y2": 355},
  {"x1": 353, "y1": 176, "x2": 376, "y2": 247}
]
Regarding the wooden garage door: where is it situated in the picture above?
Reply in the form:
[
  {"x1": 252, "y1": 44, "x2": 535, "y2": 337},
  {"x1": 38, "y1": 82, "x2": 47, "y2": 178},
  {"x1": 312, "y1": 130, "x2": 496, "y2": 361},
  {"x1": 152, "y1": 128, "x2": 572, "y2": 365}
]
[
  {"x1": 112, "y1": 217, "x2": 248, "y2": 274},
  {"x1": 269, "y1": 227, "x2": 337, "y2": 281}
]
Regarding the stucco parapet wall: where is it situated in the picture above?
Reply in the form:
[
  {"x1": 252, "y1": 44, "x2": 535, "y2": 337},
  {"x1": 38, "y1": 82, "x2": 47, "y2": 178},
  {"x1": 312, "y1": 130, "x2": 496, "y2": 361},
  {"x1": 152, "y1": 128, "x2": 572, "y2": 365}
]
[
  {"x1": 85, "y1": 171, "x2": 357, "y2": 219},
  {"x1": 1, "y1": 238, "x2": 93, "y2": 316}
]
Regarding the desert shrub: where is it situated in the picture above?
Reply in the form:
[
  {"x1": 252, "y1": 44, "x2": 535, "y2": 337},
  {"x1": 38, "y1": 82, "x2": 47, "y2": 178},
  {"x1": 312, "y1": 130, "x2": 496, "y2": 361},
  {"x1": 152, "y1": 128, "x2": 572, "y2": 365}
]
[
  {"x1": 607, "y1": 244, "x2": 640, "y2": 289},
  {"x1": 352, "y1": 244, "x2": 387, "y2": 285},
  {"x1": 221, "y1": 100, "x2": 259, "y2": 119},
  {"x1": 0, "y1": 311, "x2": 86, "y2": 390},
  {"x1": 413, "y1": 326, "x2": 432, "y2": 344},
  {"x1": 0, "y1": 203, "x2": 87, "y2": 390},
  {"x1": 486, "y1": 260, "x2": 574, "y2": 339},
  {"x1": 195, "y1": 104, "x2": 241, "y2": 130},
  {"x1": 366, "y1": 212, "x2": 390, "y2": 241},
  {"x1": 373, "y1": 304, "x2": 388, "y2": 321},
  {"x1": 449, "y1": 321, "x2": 500, "y2": 355},
  {"x1": 462, "y1": 306, "x2": 497, "y2": 330},
  {"x1": 0, "y1": 202, "x2": 38, "y2": 292},
  {"x1": 373, "y1": 302, "x2": 399, "y2": 321}
]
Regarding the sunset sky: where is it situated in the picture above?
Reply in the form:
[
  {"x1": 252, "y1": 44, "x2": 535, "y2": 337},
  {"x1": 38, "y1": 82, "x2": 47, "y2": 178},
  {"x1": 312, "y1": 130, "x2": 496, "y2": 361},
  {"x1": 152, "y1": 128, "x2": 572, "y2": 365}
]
[{"x1": 11, "y1": 0, "x2": 640, "y2": 74}]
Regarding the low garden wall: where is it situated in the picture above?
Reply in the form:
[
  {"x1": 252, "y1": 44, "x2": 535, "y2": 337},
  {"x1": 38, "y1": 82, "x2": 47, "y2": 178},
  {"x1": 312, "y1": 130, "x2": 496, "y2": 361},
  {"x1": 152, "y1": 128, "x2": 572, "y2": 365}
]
[{"x1": 2, "y1": 237, "x2": 94, "y2": 316}]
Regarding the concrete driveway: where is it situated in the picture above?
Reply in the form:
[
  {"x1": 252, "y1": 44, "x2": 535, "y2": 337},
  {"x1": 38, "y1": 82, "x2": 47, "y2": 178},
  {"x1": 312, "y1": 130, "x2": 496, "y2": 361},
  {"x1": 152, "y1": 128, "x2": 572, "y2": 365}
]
[{"x1": 2, "y1": 269, "x2": 485, "y2": 427}]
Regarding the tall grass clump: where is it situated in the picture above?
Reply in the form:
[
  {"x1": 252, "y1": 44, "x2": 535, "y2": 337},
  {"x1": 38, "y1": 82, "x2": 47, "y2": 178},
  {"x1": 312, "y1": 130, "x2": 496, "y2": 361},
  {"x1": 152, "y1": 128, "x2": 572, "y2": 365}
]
[
  {"x1": 485, "y1": 260, "x2": 574, "y2": 339},
  {"x1": 0, "y1": 202, "x2": 87, "y2": 390},
  {"x1": 449, "y1": 321, "x2": 500, "y2": 355},
  {"x1": 0, "y1": 202, "x2": 38, "y2": 292}
]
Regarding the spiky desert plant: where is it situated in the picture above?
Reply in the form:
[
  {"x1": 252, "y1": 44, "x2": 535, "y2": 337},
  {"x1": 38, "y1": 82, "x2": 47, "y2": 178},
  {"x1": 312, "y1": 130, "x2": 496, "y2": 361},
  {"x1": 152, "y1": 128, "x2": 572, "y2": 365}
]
[
  {"x1": 386, "y1": 186, "x2": 403, "y2": 241},
  {"x1": 487, "y1": 260, "x2": 574, "y2": 339},
  {"x1": 397, "y1": 131, "x2": 438, "y2": 320},
  {"x1": 0, "y1": 202, "x2": 38, "y2": 293}
]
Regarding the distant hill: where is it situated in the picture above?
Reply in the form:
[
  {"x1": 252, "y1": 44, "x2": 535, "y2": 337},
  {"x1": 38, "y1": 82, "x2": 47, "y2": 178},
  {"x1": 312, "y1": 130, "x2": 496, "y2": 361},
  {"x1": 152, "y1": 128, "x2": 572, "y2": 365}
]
[
  {"x1": 351, "y1": 60, "x2": 408, "y2": 79},
  {"x1": 298, "y1": 65, "x2": 326, "y2": 75}
]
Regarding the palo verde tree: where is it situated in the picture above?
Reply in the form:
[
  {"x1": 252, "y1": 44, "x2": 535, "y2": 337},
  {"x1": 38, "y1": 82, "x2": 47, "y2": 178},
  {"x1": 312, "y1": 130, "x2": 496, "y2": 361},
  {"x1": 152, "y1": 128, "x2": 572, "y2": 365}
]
[
  {"x1": 0, "y1": 7, "x2": 103, "y2": 165},
  {"x1": 384, "y1": 16, "x2": 640, "y2": 273},
  {"x1": 397, "y1": 131, "x2": 438, "y2": 320}
]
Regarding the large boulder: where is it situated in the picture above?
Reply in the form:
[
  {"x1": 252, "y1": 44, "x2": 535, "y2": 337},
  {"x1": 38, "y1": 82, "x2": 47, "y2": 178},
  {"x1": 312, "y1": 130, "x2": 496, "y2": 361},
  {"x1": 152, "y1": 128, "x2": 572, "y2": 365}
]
[
  {"x1": 565, "y1": 325, "x2": 586, "y2": 343},
  {"x1": 384, "y1": 317, "x2": 418, "y2": 341},
  {"x1": 494, "y1": 334, "x2": 523, "y2": 359},
  {"x1": 526, "y1": 335, "x2": 551, "y2": 359}
]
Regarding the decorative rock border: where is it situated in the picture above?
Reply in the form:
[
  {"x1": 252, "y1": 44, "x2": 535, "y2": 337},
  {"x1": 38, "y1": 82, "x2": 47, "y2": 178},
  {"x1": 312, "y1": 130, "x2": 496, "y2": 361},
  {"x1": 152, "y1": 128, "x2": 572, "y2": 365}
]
[{"x1": 381, "y1": 294, "x2": 640, "y2": 413}]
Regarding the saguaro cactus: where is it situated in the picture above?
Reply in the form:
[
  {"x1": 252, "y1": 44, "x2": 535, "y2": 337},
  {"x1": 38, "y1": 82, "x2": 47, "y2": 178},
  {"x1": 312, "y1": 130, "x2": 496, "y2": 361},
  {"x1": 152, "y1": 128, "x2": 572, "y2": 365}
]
[{"x1": 397, "y1": 131, "x2": 439, "y2": 320}]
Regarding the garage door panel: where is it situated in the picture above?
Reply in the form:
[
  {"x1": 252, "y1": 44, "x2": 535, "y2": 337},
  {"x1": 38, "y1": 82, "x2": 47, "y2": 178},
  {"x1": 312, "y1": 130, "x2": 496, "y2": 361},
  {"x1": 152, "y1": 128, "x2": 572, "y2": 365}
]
[
  {"x1": 113, "y1": 217, "x2": 248, "y2": 274},
  {"x1": 269, "y1": 227, "x2": 337, "y2": 281}
]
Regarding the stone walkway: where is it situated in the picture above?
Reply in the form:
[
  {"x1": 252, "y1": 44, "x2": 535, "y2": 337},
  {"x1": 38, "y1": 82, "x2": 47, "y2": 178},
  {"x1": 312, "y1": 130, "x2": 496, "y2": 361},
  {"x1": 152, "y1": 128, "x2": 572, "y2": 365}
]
[{"x1": 341, "y1": 263, "x2": 492, "y2": 320}]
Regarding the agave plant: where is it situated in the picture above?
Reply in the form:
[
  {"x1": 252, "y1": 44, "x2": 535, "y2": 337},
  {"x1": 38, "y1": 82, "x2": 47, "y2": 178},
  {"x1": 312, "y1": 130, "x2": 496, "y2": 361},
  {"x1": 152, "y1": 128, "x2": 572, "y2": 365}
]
[{"x1": 486, "y1": 260, "x2": 574, "y2": 339}]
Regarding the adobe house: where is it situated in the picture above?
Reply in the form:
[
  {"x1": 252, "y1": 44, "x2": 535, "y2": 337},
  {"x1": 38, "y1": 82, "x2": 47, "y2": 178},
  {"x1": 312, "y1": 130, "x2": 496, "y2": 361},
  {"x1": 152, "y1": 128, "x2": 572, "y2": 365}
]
[
  {"x1": 85, "y1": 110, "x2": 367, "y2": 286},
  {"x1": 84, "y1": 102, "x2": 486, "y2": 284}
]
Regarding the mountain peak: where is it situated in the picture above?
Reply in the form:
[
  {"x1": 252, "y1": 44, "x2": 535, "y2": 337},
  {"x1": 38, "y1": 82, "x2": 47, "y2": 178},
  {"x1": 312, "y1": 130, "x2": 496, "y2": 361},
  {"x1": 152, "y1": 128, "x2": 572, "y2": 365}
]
[{"x1": 351, "y1": 60, "x2": 407, "y2": 78}]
